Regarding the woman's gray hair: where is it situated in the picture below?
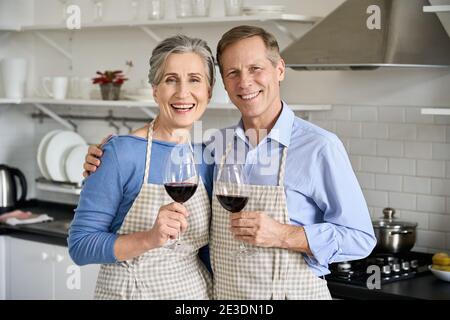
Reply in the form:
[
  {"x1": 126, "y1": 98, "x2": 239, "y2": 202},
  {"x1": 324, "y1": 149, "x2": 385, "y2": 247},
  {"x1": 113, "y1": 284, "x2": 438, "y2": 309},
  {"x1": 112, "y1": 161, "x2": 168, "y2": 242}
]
[{"x1": 148, "y1": 35, "x2": 215, "y2": 90}]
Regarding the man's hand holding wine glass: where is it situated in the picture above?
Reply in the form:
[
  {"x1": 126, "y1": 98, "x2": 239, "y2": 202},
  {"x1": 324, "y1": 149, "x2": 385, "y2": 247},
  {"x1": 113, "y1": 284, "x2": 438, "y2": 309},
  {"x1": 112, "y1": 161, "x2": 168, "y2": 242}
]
[
  {"x1": 230, "y1": 211, "x2": 313, "y2": 255},
  {"x1": 230, "y1": 210, "x2": 283, "y2": 247}
]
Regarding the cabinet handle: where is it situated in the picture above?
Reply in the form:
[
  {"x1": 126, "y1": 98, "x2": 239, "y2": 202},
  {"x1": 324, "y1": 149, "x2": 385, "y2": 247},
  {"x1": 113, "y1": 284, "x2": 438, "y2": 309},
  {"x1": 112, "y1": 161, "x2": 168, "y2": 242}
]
[
  {"x1": 55, "y1": 254, "x2": 64, "y2": 263},
  {"x1": 41, "y1": 252, "x2": 49, "y2": 261}
]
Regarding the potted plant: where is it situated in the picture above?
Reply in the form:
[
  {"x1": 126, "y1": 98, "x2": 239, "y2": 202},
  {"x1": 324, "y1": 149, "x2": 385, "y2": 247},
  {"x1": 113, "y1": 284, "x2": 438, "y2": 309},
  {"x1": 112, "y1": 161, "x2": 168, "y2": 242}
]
[{"x1": 92, "y1": 70, "x2": 128, "y2": 100}]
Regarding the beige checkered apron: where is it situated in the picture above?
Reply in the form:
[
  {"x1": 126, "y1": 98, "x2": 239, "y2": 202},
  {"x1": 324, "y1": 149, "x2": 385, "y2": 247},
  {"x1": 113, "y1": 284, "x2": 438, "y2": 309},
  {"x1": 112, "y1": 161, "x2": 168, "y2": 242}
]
[
  {"x1": 94, "y1": 120, "x2": 212, "y2": 299},
  {"x1": 211, "y1": 142, "x2": 332, "y2": 300}
]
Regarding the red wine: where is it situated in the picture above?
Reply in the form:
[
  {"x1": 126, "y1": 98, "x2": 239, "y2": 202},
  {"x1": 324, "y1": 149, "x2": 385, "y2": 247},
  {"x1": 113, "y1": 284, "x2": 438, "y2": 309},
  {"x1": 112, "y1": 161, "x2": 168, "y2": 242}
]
[
  {"x1": 164, "y1": 183, "x2": 198, "y2": 203},
  {"x1": 216, "y1": 195, "x2": 249, "y2": 213}
]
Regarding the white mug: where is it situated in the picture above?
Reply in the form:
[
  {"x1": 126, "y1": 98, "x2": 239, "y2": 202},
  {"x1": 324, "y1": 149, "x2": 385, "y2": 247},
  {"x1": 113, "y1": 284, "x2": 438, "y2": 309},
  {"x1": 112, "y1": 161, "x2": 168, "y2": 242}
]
[
  {"x1": 79, "y1": 77, "x2": 92, "y2": 100},
  {"x1": 42, "y1": 76, "x2": 68, "y2": 100},
  {"x1": 1, "y1": 58, "x2": 27, "y2": 99},
  {"x1": 69, "y1": 76, "x2": 80, "y2": 99}
]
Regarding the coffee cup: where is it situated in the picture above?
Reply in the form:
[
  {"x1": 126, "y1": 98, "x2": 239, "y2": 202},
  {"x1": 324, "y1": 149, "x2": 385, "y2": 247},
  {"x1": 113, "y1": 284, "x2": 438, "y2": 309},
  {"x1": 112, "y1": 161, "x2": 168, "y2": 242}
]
[{"x1": 42, "y1": 76, "x2": 68, "y2": 100}]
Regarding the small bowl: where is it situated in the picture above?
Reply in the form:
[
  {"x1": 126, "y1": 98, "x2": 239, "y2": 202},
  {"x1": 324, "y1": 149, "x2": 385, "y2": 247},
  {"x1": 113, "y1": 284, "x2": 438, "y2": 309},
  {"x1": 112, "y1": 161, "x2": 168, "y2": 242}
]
[{"x1": 429, "y1": 265, "x2": 450, "y2": 282}]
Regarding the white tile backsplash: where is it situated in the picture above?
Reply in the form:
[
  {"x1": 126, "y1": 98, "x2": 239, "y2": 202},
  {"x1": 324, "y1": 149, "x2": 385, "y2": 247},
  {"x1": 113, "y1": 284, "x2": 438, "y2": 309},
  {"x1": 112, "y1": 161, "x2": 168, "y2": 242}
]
[
  {"x1": 416, "y1": 230, "x2": 446, "y2": 249},
  {"x1": 375, "y1": 174, "x2": 402, "y2": 192},
  {"x1": 335, "y1": 121, "x2": 362, "y2": 138},
  {"x1": 400, "y1": 210, "x2": 429, "y2": 229},
  {"x1": 417, "y1": 125, "x2": 446, "y2": 143},
  {"x1": 417, "y1": 195, "x2": 446, "y2": 213},
  {"x1": 389, "y1": 192, "x2": 417, "y2": 211},
  {"x1": 362, "y1": 123, "x2": 388, "y2": 139},
  {"x1": 379, "y1": 107, "x2": 405, "y2": 123},
  {"x1": 432, "y1": 143, "x2": 450, "y2": 160},
  {"x1": 431, "y1": 178, "x2": 450, "y2": 196},
  {"x1": 417, "y1": 160, "x2": 445, "y2": 178},
  {"x1": 429, "y1": 214, "x2": 450, "y2": 232},
  {"x1": 377, "y1": 140, "x2": 404, "y2": 157},
  {"x1": 388, "y1": 158, "x2": 416, "y2": 175},
  {"x1": 351, "y1": 106, "x2": 378, "y2": 122},
  {"x1": 310, "y1": 106, "x2": 450, "y2": 251},
  {"x1": 405, "y1": 142, "x2": 433, "y2": 159},
  {"x1": 349, "y1": 139, "x2": 377, "y2": 156},
  {"x1": 406, "y1": 108, "x2": 434, "y2": 124},
  {"x1": 388, "y1": 124, "x2": 417, "y2": 140},
  {"x1": 361, "y1": 156, "x2": 388, "y2": 173},
  {"x1": 446, "y1": 162, "x2": 450, "y2": 179},
  {"x1": 403, "y1": 176, "x2": 431, "y2": 194}
]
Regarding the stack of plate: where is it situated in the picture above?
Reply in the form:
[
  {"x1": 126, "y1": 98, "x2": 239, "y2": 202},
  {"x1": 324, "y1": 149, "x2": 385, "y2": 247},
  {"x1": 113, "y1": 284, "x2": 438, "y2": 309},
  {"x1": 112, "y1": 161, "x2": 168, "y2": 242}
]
[
  {"x1": 37, "y1": 130, "x2": 89, "y2": 185},
  {"x1": 242, "y1": 5, "x2": 286, "y2": 15}
]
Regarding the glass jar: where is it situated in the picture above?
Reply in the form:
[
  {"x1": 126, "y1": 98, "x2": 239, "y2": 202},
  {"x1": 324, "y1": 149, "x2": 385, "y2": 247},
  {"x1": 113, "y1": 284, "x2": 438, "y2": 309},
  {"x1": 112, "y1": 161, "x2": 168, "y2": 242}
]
[{"x1": 175, "y1": 0, "x2": 192, "y2": 18}]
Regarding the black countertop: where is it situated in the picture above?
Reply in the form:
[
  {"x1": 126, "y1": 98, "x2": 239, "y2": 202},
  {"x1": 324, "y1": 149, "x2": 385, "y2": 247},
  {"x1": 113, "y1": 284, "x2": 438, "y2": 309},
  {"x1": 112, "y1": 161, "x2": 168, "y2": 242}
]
[
  {"x1": 0, "y1": 199, "x2": 76, "y2": 246},
  {"x1": 1, "y1": 200, "x2": 449, "y2": 300},
  {"x1": 327, "y1": 274, "x2": 450, "y2": 300}
]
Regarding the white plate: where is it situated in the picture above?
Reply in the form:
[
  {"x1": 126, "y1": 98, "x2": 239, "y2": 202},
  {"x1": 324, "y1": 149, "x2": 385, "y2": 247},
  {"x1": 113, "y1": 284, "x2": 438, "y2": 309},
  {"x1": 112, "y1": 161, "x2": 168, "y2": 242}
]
[
  {"x1": 37, "y1": 130, "x2": 62, "y2": 180},
  {"x1": 429, "y1": 265, "x2": 450, "y2": 282},
  {"x1": 64, "y1": 144, "x2": 89, "y2": 185},
  {"x1": 45, "y1": 131, "x2": 86, "y2": 182}
]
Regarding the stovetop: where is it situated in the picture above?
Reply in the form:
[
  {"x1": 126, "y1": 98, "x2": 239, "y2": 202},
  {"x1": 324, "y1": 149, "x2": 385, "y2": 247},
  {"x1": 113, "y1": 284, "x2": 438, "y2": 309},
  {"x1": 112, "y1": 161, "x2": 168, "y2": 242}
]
[{"x1": 325, "y1": 251, "x2": 432, "y2": 287}]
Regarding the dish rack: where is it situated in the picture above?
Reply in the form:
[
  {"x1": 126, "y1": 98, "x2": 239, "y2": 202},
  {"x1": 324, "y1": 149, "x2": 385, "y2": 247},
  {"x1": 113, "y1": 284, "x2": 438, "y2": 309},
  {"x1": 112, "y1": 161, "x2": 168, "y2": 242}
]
[{"x1": 35, "y1": 177, "x2": 82, "y2": 195}]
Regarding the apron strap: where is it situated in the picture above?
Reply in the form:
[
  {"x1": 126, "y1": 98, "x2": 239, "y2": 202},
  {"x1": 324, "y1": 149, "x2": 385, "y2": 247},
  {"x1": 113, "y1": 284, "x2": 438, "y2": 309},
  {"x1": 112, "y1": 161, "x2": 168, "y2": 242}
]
[
  {"x1": 277, "y1": 147, "x2": 288, "y2": 186},
  {"x1": 217, "y1": 141, "x2": 234, "y2": 180},
  {"x1": 143, "y1": 118, "x2": 156, "y2": 184},
  {"x1": 218, "y1": 140, "x2": 288, "y2": 187}
]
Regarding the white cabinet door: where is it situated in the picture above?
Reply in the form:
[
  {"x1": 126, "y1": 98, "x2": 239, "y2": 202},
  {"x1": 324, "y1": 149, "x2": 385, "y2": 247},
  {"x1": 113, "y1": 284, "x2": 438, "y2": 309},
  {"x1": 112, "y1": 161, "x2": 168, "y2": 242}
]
[
  {"x1": 7, "y1": 238, "x2": 53, "y2": 299},
  {"x1": 53, "y1": 245, "x2": 99, "y2": 300},
  {"x1": 0, "y1": 236, "x2": 6, "y2": 300}
]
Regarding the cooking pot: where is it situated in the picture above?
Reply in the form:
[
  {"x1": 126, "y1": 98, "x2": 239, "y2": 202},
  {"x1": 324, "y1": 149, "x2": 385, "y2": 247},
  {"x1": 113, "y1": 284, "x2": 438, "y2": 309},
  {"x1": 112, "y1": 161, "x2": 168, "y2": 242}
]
[{"x1": 372, "y1": 208, "x2": 417, "y2": 254}]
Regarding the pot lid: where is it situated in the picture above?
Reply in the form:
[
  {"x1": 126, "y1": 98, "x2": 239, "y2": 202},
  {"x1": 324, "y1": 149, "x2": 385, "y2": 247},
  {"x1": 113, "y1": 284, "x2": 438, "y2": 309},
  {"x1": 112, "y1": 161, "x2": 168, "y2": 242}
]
[{"x1": 372, "y1": 207, "x2": 418, "y2": 228}]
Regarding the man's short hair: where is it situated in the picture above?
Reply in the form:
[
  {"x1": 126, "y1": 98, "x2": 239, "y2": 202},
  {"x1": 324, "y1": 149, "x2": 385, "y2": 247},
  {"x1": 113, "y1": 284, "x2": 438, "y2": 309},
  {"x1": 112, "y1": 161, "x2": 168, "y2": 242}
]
[{"x1": 216, "y1": 25, "x2": 281, "y2": 75}]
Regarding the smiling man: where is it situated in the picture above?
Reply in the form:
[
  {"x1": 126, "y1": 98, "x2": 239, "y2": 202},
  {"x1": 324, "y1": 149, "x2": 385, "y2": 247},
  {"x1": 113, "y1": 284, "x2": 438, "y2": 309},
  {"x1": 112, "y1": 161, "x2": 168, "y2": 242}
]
[{"x1": 208, "y1": 25, "x2": 376, "y2": 300}]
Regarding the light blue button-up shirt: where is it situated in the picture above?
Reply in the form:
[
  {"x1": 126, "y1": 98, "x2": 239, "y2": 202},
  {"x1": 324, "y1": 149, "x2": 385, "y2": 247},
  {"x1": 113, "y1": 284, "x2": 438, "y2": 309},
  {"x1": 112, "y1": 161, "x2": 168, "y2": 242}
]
[{"x1": 207, "y1": 102, "x2": 376, "y2": 276}]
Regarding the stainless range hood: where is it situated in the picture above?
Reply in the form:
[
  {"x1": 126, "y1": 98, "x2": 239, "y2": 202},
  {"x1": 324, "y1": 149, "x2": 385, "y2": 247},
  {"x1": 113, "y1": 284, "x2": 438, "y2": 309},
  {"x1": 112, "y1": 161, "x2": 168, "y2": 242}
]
[{"x1": 281, "y1": 0, "x2": 450, "y2": 70}]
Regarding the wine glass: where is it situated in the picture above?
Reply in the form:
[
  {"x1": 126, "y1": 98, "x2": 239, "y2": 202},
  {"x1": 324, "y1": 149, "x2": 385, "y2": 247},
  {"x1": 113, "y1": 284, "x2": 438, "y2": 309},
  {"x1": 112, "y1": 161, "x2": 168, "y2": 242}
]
[
  {"x1": 163, "y1": 143, "x2": 198, "y2": 250},
  {"x1": 215, "y1": 163, "x2": 256, "y2": 257},
  {"x1": 130, "y1": 0, "x2": 141, "y2": 21},
  {"x1": 91, "y1": 0, "x2": 104, "y2": 22},
  {"x1": 59, "y1": 0, "x2": 69, "y2": 23}
]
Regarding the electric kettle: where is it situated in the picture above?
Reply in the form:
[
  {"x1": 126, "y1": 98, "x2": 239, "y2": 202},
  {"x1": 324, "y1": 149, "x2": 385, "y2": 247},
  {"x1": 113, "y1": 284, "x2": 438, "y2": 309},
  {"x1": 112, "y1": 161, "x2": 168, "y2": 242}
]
[{"x1": 0, "y1": 164, "x2": 27, "y2": 214}]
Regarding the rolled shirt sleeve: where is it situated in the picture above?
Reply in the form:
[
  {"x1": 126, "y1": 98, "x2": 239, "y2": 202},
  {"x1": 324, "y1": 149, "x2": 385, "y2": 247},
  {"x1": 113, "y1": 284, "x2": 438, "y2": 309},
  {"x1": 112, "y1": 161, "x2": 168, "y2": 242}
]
[
  {"x1": 303, "y1": 139, "x2": 377, "y2": 268},
  {"x1": 68, "y1": 139, "x2": 122, "y2": 266}
]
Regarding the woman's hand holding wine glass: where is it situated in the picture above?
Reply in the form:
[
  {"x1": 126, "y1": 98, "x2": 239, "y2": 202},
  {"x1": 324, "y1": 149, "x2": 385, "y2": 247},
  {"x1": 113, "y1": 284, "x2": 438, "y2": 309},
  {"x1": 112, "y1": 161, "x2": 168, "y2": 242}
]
[{"x1": 148, "y1": 202, "x2": 189, "y2": 248}]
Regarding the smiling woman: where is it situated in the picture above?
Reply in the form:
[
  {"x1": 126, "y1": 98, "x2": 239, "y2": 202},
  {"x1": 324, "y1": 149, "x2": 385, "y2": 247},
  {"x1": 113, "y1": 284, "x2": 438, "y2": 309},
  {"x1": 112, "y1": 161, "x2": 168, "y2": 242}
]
[{"x1": 68, "y1": 35, "x2": 216, "y2": 300}]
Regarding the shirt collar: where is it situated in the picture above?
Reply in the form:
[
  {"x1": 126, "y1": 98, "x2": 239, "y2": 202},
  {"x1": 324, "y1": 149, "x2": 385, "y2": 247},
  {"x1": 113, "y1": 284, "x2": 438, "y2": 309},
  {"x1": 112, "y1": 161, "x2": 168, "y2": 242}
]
[{"x1": 234, "y1": 101, "x2": 294, "y2": 148}]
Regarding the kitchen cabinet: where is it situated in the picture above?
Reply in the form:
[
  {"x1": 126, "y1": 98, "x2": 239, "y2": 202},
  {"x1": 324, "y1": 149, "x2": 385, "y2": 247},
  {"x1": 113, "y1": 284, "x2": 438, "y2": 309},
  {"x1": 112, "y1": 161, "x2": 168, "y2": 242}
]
[
  {"x1": 0, "y1": 236, "x2": 6, "y2": 300},
  {"x1": 6, "y1": 237, "x2": 99, "y2": 300}
]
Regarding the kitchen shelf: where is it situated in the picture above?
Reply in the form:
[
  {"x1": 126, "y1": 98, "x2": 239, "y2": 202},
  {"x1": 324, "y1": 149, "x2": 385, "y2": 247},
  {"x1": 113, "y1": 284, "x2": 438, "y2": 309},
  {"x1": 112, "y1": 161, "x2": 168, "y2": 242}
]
[
  {"x1": 423, "y1": 5, "x2": 450, "y2": 12},
  {"x1": 421, "y1": 108, "x2": 450, "y2": 115},
  {"x1": 0, "y1": 97, "x2": 331, "y2": 112},
  {"x1": 19, "y1": 14, "x2": 321, "y2": 32},
  {"x1": 0, "y1": 25, "x2": 20, "y2": 31},
  {"x1": 0, "y1": 98, "x2": 21, "y2": 104}
]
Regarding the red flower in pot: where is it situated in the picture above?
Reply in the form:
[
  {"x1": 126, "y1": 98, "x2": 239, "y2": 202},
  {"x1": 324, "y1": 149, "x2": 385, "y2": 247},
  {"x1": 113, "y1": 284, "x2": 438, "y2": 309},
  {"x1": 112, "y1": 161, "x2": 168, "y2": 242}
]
[{"x1": 92, "y1": 70, "x2": 129, "y2": 100}]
